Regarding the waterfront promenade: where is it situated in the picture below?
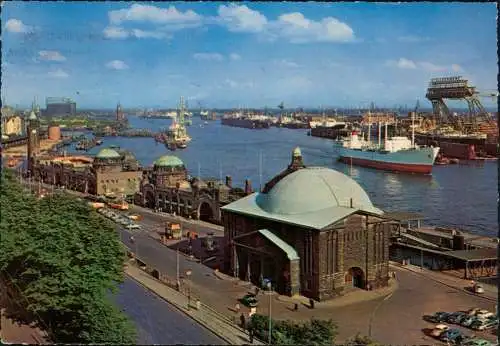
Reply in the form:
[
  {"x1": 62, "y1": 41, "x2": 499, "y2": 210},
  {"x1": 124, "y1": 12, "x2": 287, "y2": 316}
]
[{"x1": 15, "y1": 178, "x2": 498, "y2": 344}]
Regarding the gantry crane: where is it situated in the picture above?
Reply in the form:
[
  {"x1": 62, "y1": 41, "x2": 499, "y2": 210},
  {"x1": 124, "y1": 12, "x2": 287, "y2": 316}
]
[{"x1": 425, "y1": 76, "x2": 497, "y2": 133}]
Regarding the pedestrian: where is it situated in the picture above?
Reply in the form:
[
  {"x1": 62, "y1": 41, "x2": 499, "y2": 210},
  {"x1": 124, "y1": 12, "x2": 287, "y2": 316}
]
[
  {"x1": 294, "y1": 303, "x2": 298, "y2": 311},
  {"x1": 309, "y1": 298, "x2": 315, "y2": 309},
  {"x1": 254, "y1": 286, "x2": 260, "y2": 296},
  {"x1": 240, "y1": 313, "x2": 246, "y2": 330},
  {"x1": 235, "y1": 303, "x2": 240, "y2": 313}
]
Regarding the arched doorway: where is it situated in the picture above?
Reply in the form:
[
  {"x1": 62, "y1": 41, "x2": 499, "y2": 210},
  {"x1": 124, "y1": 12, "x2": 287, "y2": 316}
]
[
  {"x1": 345, "y1": 267, "x2": 365, "y2": 289},
  {"x1": 145, "y1": 190, "x2": 156, "y2": 209},
  {"x1": 198, "y1": 202, "x2": 213, "y2": 222}
]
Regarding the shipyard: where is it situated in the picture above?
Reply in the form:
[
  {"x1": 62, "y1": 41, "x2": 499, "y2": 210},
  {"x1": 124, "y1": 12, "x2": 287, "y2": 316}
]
[{"x1": 1, "y1": 2, "x2": 498, "y2": 346}]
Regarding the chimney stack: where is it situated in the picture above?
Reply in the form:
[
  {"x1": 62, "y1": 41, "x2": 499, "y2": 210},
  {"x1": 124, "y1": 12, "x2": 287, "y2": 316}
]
[
  {"x1": 225, "y1": 175, "x2": 232, "y2": 188},
  {"x1": 244, "y1": 179, "x2": 252, "y2": 195}
]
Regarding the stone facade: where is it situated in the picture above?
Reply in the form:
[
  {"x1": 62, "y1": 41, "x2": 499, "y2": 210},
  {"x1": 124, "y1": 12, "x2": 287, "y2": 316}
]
[
  {"x1": 32, "y1": 149, "x2": 142, "y2": 196},
  {"x1": 222, "y1": 148, "x2": 395, "y2": 301},
  {"x1": 136, "y1": 157, "x2": 247, "y2": 224}
]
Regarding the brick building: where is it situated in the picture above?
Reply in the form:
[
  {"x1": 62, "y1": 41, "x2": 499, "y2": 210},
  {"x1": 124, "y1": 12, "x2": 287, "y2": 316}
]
[
  {"x1": 33, "y1": 147, "x2": 142, "y2": 196},
  {"x1": 221, "y1": 148, "x2": 395, "y2": 301},
  {"x1": 137, "y1": 155, "x2": 247, "y2": 223}
]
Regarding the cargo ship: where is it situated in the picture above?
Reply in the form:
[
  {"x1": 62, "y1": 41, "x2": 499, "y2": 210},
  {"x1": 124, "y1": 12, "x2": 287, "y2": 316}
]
[
  {"x1": 221, "y1": 113, "x2": 270, "y2": 129},
  {"x1": 334, "y1": 124, "x2": 440, "y2": 174}
]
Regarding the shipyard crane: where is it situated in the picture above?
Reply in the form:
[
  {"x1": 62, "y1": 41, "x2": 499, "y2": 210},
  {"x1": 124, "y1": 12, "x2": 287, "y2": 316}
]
[{"x1": 426, "y1": 76, "x2": 495, "y2": 133}]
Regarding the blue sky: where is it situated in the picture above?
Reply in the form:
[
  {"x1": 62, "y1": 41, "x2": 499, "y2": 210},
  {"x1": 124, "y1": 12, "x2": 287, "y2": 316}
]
[{"x1": 2, "y1": 2, "x2": 497, "y2": 109}]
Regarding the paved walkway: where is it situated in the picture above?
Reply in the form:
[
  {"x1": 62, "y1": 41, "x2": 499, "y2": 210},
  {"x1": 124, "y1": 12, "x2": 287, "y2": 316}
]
[
  {"x1": 125, "y1": 265, "x2": 263, "y2": 345},
  {"x1": 390, "y1": 262, "x2": 498, "y2": 302}
]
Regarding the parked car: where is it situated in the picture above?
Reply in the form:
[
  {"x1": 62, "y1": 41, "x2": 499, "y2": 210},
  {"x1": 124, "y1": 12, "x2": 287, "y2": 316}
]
[
  {"x1": 468, "y1": 308, "x2": 482, "y2": 316},
  {"x1": 127, "y1": 224, "x2": 141, "y2": 230},
  {"x1": 440, "y1": 329, "x2": 466, "y2": 344},
  {"x1": 461, "y1": 315, "x2": 481, "y2": 327},
  {"x1": 476, "y1": 310, "x2": 494, "y2": 319},
  {"x1": 471, "y1": 319, "x2": 498, "y2": 331},
  {"x1": 430, "y1": 324, "x2": 450, "y2": 337},
  {"x1": 425, "y1": 312, "x2": 451, "y2": 323},
  {"x1": 462, "y1": 338, "x2": 493, "y2": 346},
  {"x1": 240, "y1": 294, "x2": 258, "y2": 308},
  {"x1": 473, "y1": 284, "x2": 485, "y2": 294},
  {"x1": 448, "y1": 312, "x2": 468, "y2": 324}
]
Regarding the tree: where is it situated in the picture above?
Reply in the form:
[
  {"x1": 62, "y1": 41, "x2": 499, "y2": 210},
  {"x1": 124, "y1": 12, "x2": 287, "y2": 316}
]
[
  {"x1": 0, "y1": 171, "x2": 136, "y2": 344},
  {"x1": 250, "y1": 314, "x2": 337, "y2": 345},
  {"x1": 345, "y1": 333, "x2": 382, "y2": 346}
]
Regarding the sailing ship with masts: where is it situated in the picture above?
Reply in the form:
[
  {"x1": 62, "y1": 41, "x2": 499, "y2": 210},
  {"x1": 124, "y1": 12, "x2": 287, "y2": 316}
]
[{"x1": 164, "y1": 96, "x2": 192, "y2": 150}]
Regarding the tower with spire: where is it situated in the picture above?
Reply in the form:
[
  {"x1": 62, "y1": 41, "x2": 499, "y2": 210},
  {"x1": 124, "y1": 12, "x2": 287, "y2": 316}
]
[
  {"x1": 27, "y1": 98, "x2": 41, "y2": 174},
  {"x1": 116, "y1": 102, "x2": 125, "y2": 122}
]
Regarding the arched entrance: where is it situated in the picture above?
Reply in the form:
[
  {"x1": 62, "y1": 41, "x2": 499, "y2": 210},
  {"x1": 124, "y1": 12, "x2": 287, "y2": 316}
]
[
  {"x1": 198, "y1": 202, "x2": 213, "y2": 222},
  {"x1": 345, "y1": 267, "x2": 365, "y2": 289},
  {"x1": 145, "y1": 190, "x2": 156, "y2": 209}
]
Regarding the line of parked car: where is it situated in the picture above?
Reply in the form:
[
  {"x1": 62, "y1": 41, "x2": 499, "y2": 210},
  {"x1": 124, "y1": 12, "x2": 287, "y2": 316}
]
[
  {"x1": 97, "y1": 208, "x2": 142, "y2": 230},
  {"x1": 425, "y1": 308, "x2": 498, "y2": 345}
]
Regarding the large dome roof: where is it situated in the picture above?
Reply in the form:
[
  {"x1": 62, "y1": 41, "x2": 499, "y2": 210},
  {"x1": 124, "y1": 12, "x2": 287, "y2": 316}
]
[
  {"x1": 256, "y1": 167, "x2": 380, "y2": 215},
  {"x1": 95, "y1": 148, "x2": 121, "y2": 159},
  {"x1": 154, "y1": 155, "x2": 184, "y2": 167}
]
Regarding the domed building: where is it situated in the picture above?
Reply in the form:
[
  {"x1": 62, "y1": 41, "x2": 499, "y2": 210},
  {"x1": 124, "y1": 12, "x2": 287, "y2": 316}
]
[
  {"x1": 221, "y1": 147, "x2": 393, "y2": 301},
  {"x1": 32, "y1": 147, "x2": 143, "y2": 197},
  {"x1": 137, "y1": 155, "x2": 241, "y2": 223}
]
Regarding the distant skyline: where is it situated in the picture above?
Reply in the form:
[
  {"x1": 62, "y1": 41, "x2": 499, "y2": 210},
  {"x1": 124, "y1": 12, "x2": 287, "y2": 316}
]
[{"x1": 2, "y1": 2, "x2": 497, "y2": 109}]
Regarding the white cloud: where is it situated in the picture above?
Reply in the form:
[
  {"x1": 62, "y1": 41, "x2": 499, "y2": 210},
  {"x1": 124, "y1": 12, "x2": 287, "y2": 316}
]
[
  {"x1": 48, "y1": 69, "x2": 69, "y2": 78},
  {"x1": 38, "y1": 51, "x2": 66, "y2": 62},
  {"x1": 387, "y1": 58, "x2": 464, "y2": 73},
  {"x1": 397, "y1": 58, "x2": 417, "y2": 69},
  {"x1": 229, "y1": 53, "x2": 241, "y2": 61},
  {"x1": 193, "y1": 53, "x2": 224, "y2": 62},
  {"x1": 5, "y1": 19, "x2": 32, "y2": 33},
  {"x1": 109, "y1": 4, "x2": 202, "y2": 26},
  {"x1": 131, "y1": 29, "x2": 169, "y2": 39},
  {"x1": 217, "y1": 4, "x2": 268, "y2": 33},
  {"x1": 103, "y1": 26, "x2": 129, "y2": 39},
  {"x1": 106, "y1": 60, "x2": 129, "y2": 70},
  {"x1": 216, "y1": 5, "x2": 355, "y2": 43},
  {"x1": 275, "y1": 59, "x2": 299, "y2": 68},
  {"x1": 270, "y1": 12, "x2": 355, "y2": 43}
]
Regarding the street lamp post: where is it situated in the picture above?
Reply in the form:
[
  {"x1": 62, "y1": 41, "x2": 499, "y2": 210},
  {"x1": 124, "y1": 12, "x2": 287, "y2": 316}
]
[
  {"x1": 176, "y1": 248, "x2": 180, "y2": 290},
  {"x1": 267, "y1": 281, "x2": 272, "y2": 345},
  {"x1": 186, "y1": 269, "x2": 192, "y2": 310}
]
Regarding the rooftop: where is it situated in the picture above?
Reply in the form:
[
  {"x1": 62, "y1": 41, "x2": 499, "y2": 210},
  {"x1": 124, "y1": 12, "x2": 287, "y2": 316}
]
[
  {"x1": 95, "y1": 148, "x2": 121, "y2": 159},
  {"x1": 154, "y1": 155, "x2": 184, "y2": 168},
  {"x1": 222, "y1": 166, "x2": 382, "y2": 229}
]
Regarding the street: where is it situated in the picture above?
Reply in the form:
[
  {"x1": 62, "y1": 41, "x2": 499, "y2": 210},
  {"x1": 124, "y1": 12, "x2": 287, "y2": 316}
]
[{"x1": 114, "y1": 277, "x2": 224, "y2": 345}]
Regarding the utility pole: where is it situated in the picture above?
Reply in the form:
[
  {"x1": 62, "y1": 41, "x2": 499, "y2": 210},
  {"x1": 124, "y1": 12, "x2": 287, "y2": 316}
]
[{"x1": 176, "y1": 247, "x2": 180, "y2": 290}]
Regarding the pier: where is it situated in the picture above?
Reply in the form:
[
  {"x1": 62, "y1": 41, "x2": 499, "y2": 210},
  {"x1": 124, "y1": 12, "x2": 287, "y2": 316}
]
[
  {"x1": 387, "y1": 212, "x2": 497, "y2": 280},
  {"x1": 92, "y1": 128, "x2": 158, "y2": 138}
]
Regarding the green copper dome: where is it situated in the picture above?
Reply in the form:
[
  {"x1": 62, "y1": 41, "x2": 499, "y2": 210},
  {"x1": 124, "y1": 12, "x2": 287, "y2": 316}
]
[
  {"x1": 256, "y1": 167, "x2": 381, "y2": 215},
  {"x1": 95, "y1": 148, "x2": 121, "y2": 159},
  {"x1": 154, "y1": 155, "x2": 184, "y2": 167}
]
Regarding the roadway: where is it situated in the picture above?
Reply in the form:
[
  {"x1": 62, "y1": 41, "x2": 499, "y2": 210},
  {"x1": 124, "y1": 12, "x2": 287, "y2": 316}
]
[{"x1": 114, "y1": 277, "x2": 224, "y2": 345}]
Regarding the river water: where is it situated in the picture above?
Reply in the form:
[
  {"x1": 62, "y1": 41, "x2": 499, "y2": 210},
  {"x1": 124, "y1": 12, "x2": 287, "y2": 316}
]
[{"x1": 76, "y1": 115, "x2": 497, "y2": 237}]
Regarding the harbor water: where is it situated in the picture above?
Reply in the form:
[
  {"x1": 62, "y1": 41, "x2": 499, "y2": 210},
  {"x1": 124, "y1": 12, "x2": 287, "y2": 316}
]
[{"x1": 75, "y1": 115, "x2": 497, "y2": 237}]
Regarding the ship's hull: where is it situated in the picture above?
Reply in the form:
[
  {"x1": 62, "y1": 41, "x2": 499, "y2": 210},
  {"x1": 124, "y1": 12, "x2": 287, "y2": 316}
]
[
  {"x1": 336, "y1": 146, "x2": 438, "y2": 174},
  {"x1": 415, "y1": 132, "x2": 497, "y2": 156},
  {"x1": 221, "y1": 118, "x2": 270, "y2": 129}
]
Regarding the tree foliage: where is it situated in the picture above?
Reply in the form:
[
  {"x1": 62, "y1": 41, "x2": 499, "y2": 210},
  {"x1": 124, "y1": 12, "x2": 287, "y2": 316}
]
[
  {"x1": 250, "y1": 313, "x2": 337, "y2": 345},
  {"x1": 0, "y1": 170, "x2": 136, "y2": 344},
  {"x1": 345, "y1": 333, "x2": 382, "y2": 346}
]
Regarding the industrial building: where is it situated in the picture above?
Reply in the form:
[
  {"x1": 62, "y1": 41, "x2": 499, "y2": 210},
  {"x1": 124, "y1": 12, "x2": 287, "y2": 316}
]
[{"x1": 45, "y1": 97, "x2": 76, "y2": 117}]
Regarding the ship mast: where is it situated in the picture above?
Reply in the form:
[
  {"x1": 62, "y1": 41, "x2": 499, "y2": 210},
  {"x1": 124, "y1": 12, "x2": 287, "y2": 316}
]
[{"x1": 367, "y1": 110, "x2": 371, "y2": 143}]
